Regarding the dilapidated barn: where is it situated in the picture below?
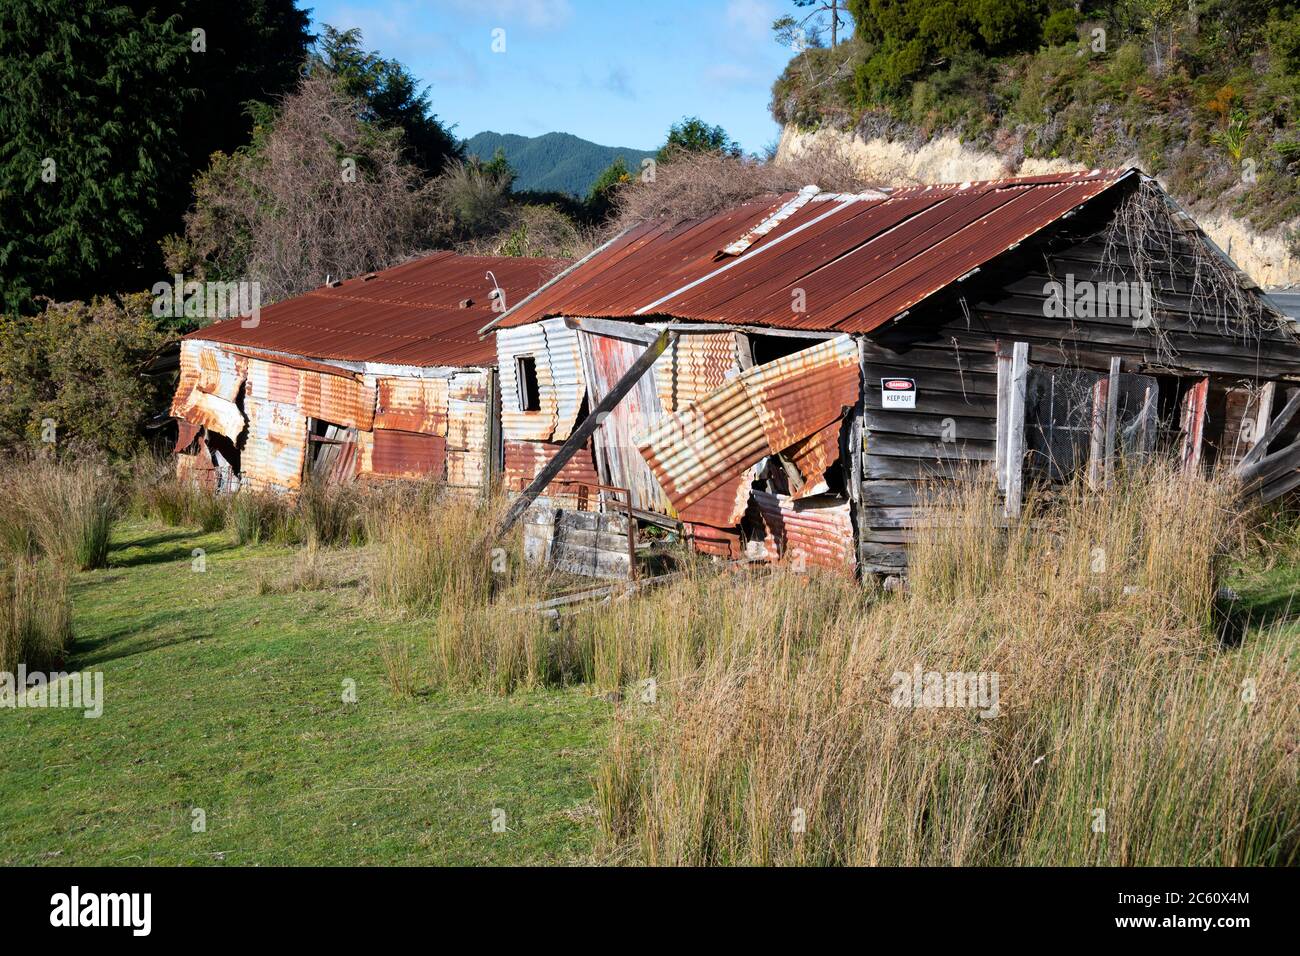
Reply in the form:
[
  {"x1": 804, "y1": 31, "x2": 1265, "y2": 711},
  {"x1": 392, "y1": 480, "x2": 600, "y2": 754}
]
[
  {"x1": 486, "y1": 169, "x2": 1300, "y2": 578},
  {"x1": 170, "y1": 252, "x2": 568, "y2": 494}
]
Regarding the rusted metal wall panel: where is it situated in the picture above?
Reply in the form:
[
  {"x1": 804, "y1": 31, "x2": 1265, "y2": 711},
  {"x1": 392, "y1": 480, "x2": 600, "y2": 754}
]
[
  {"x1": 446, "y1": 449, "x2": 485, "y2": 488},
  {"x1": 748, "y1": 491, "x2": 856, "y2": 573},
  {"x1": 448, "y1": 370, "x2": 489, "y2": 402},
  {"x1": 243, "y1": 398, "x2": 307, "y2": 491},
  {"x1": 245, "y1": 358, "x2": 301, "y2": 405},
  {"x1": 369, "y1": 429, "x2": 447, "y2": 479},
  {"x1": 175, "y1": 433, "x2": 217, "y2": 490},
  {"x1": 446, "y1": 397, "x2": 488, "y2": 451},
  {"x1": 686, "y1": 522, "x2": 742, "y2": 558},
  {"x1": 653, "y1": 331, "x2": 743, "y2": 412},
  {"x1": 298, "y1": 369, "x2": 376, "y2": 431},
  {"x1": 504, "y1": 440, "x2": 600, "y2": 492},
  {"x1": 580, "y1": 331, "x2": 675, "y2": 515},
  {"x1": 195, "y1": 345, "x2": 244, "y2": 402},
  {"x1": 496, "y1": 319, "x2": 586, "y2": 441},
  {"x1": 637, "y1": 334, "x2": 859, "y2": 515},
  {"x1": 374, "y1": 376, "x2": 448, "y2": 435}
]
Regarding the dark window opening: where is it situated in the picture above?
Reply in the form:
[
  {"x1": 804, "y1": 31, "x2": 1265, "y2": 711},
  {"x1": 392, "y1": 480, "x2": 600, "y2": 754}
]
[
  {"x1": 516, "y1": 355, "x2": 541, "y2": 412},
  {"x1": 748, "y1": 333, "x2": 825, "y2": 368}
]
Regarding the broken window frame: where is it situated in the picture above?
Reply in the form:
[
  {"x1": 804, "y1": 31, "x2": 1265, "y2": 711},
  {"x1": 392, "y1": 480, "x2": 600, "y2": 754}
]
[{"x1": 515, "y1": 355, "x2": 542, "y2": 413}]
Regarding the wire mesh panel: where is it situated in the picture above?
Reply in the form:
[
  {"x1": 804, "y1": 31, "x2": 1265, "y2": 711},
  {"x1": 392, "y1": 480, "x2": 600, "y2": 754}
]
[{"x1": 1026, "y1": 367, "x2": 1103, "y2": 482}]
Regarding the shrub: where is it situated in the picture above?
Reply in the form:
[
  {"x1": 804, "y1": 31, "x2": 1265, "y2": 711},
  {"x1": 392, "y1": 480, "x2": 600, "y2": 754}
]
[
  {"x1": 297, "y1": 479, "x2": 365, "y2": 547},
  {"x1": 230, "y1": 489, "x2": 297, "y2": 546},
  {"x1": 0, "y1": 456, "x2": 117, "y2": 571}
]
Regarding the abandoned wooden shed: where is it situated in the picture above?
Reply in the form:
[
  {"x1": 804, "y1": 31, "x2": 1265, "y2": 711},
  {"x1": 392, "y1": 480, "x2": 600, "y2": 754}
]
[
  {"x1": 485, "y1": 169, "x2": 1300, "y2": 578},
  {"x1": 170, "y1": 252, "x2": 568, "y2": 494}
]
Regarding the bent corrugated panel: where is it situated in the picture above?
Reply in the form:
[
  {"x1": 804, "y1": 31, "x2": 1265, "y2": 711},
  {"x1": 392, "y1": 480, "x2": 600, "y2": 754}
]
[
  {"x1": 298, "y1": 369, "x2": 376, "y2": 431},
  {"x1": 748, "y1": 490, "x2": 855, "y2": 573},
  {"x1": 540, "y1": 319, "x2": 587, "y2": 440},
  {"x1": 374, "y1": 376, "x2": 448, "y2": 435},
  {"x1": 179, "y1": 389, "x2": 245, "y2": 441},
  {"x1": 787, "y1": 419, "x2": 844, "y2": 499},
  {"x1": 195, "y1": 345, "x2": 244, "y2": 403},
  {"x1": 637, "y1": 335, "x2": 859, "y2": 514}
]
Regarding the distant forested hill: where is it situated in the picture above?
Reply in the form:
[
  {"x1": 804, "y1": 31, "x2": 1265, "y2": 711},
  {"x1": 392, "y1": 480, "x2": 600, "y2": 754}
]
[{"x1": 465, "y1": 131, "x2": 656, "y2": 197}]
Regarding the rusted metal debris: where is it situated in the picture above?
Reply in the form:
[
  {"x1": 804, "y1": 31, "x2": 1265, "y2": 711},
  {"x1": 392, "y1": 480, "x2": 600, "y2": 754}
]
[
  {"x1": 747, "y1": 491, "x2": 856, "y2": 573},
  {"x1": 637, "y1": 334, "x2": 859, "y2": 515}
]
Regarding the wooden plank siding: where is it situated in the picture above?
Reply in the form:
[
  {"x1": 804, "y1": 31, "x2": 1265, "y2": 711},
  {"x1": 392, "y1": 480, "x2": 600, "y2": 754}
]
[{"x1": 854, "y1": 218, "x2": 1300, "y2": 574}]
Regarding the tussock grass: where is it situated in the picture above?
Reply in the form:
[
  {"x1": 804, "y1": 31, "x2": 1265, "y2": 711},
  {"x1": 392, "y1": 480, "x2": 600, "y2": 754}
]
[
  {"x1": 0, "y1": 456, "x2": 117, "y2": 571},
  {"x1": 0, "y1": 558, "x2": 73, "y2": 674},
  {"x1": 591, "y1": 467, "x2": 1297, "y2": 866}
]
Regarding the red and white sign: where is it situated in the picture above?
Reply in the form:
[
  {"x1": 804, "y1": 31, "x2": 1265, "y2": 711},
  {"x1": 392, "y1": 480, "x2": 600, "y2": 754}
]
[{"x1": 880, "y1": 377, "x2": 916, "y2": 409}]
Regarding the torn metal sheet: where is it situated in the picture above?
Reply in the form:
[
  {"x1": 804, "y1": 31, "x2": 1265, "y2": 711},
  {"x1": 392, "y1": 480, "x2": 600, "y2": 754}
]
[
  {"x1": 194, "y1": 345, "x2": 245, "y2": 402},
  {"x1": 298, "y1": 369, "x2": 376, "y2": 431},
  {"x1": 370, "y1": 428, "x2": 447, "y2": 479},
  {"x1": 579, "y1": 330, "x2": 675, "y2": 514},
  {"x1": 174, "y1": 420, "x2": 203, "y2": 454},
  {"x1": 374, "y1": 376, "x2": 448, "y2": 435},
  {"x1": 652, "y1": 331, "x2": 744, "y2": 412},
  {"x1": 637, "y1": 334, "x2": 859, "y2": 514},
  {"x1": 243, "y1": 398, "x2": 307, "y2": 491},
  {"x1": 178, "y1": 389, "x2": 245, "y2": 440},
  {"x1": 747, "y1": 491, "x2": 856, "y2": 573},
  {"x1": 786, "y1": 418, "x2": 843, "y2": 499}
]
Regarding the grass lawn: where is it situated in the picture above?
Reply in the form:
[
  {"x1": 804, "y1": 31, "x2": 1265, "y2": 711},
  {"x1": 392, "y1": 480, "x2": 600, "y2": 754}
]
[{"x1": 0, "y1": 520, "x2": 611, "y2": 866}]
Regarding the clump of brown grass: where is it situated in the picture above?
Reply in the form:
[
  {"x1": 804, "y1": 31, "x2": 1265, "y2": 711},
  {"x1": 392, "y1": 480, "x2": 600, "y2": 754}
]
[
  {"x1": 0, "y1": 557, "x2": 73, "y2": 674},
  {"x1": 595, "y1": 466, "x2": 1296, "y2": 865},
  {"x1": 0, "y1": 456, "x2": 117, "y2": 570}
]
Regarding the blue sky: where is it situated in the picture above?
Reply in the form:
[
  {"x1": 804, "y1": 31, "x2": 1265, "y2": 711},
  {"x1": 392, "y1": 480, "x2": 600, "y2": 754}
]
[{"x1": 304, "y1": 0, "x2": 795, "y2": 154}]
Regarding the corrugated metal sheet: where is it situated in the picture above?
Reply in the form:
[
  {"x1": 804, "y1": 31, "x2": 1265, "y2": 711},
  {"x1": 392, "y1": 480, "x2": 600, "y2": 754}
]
[
  {"x1": 504, "y1": 440, "x2": 600, "y2": 492},
  {"x1": 243, "y1": 398, "x2": 307, "y2": 491},
  {"x1": 297, "y1": 369, "x2": 376, "y2": 431},
  {"x1": 748, "y1": 491, "x2": 855, "y2": 573},
  {"x1": 637, "y1": 335, "x2": 859, "y2": 514},
  {"x1": 653, "y1": 331, "x2": 743, "y2": 411},
  {"x1": 370, "y1": 429, "x2": 447, "y2": 479},
  {"x1": 446, "y1": 449, "x2": 485, "y2": 488},
  {"x1": 496, "y1": 169, "x2": 1132, "y2": 333},
  {"x1": 787, "y1": 419, "x2": 843, "y2": 499},
  {"x1": 374, "y1": 377, "x2": 448, "y2": 435},
  {"x1": 676, "y1": 469, "x2": 753, "y2": 527},
  {"x1": 448, "y1": 370, "x2": 489, "y2": 402},
  {"x1": 446, "y1": 397, "x2": 488, "y2": 451},
  {"x1": 580, "y1": 331, "x2": 675, "y2": 514},
  {"x1": 195, "y1": 345, "x2": 244, "y2": 402},
  {"x1": 246, "y1": 358, "x2": 301, "y2": 405},
  {"x1": 497, "y1": 319, "x2": 586, "y2": 441},
  {"x1": 685, "y1": 522, "x2": 742, "y2": 559},
  {"x1": 177, "y1": 389, "x2": 245, "y2": 440},
  {"x1": 185, "y1": 252, "x2": 568, "y2": 367}
]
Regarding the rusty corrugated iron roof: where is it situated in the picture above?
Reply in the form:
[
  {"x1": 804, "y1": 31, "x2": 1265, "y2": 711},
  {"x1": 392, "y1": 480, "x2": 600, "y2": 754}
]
[
  {"x1": 494, "y1": 169, "x2": 1134, "y2": 333},
  {"x1": 188, "y1": 252, "x2": 568, "y2": 367}
]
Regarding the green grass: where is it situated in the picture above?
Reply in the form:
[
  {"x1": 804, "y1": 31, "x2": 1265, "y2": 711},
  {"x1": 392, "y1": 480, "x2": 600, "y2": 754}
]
[{"x1": 0, "y1": 520, "x2": 610, "y2": 866}]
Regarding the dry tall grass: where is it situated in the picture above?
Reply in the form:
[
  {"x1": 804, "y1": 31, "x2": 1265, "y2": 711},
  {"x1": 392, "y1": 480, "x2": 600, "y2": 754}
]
[
  {"x1": 591, "y1": 467, "x2": 1297, "y2": 865},
  {"x1": 0, "y1": 558, "x2": 73, "y2": 674},
  {"x1": 0, "y1": 456, "x2": 117, "y2": 570}
]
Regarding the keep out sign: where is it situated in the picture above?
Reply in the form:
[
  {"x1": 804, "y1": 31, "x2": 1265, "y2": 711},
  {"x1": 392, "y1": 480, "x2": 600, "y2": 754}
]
[{"x1": 880, "y1": 377, "x2": 916, "y2": 409}]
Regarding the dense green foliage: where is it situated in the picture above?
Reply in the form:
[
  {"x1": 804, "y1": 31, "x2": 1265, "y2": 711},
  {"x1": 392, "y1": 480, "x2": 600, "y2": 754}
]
[
  {"x1": 0, "y1": 0, "x2": 311, "y2": 313},
  {"x1": 0, "y1": 294, "x2": 170, "y2": 453},
  {"x1": 465, "y1": 131, "x2": 656, "y2": 197},
  {"x1": 773, "y1": 1, "x2": 1300, "y2": 237},
  {"x1": 658, "y1": 116, "x2": 744, "y2": 160}
]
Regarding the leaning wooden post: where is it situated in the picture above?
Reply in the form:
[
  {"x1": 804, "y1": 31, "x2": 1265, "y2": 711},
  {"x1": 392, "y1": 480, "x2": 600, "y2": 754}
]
[
  {"x1": 1103, "y1": 356, "x2": 1121, "y2": 488},
  {"x1": 494, "y1": 328, "x2": 676, "y2": 539}
]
